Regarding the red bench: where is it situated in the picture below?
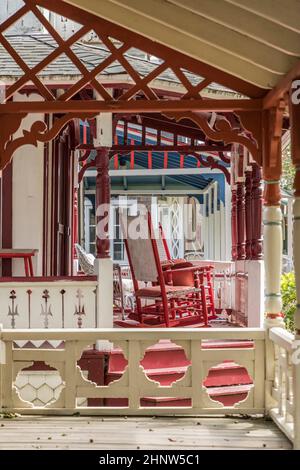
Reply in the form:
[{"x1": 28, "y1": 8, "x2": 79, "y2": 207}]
[{"x1": 0, "y1": 249, "x2": 38, "y2": 277}]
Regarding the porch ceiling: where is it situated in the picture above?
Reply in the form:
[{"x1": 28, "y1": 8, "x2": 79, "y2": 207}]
[{"x1": 65, "y1": 0, "x2": 300, "y2": 91}]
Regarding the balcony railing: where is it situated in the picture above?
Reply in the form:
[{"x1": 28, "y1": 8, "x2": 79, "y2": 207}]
[
  {"x1": 0, "y1": 327, "x2": 265, "y2": 414},
  {"x1": 268, "y1": 327, "x2": 300, "y2": 449},
  {"x1": 0, "y1": 326, "x2": 299, "y2": 448},
  {"x1": 0, "y1": 277, "x2": 98, "y2": 329}
]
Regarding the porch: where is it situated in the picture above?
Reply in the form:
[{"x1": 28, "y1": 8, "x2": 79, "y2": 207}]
[
  {"x1": 0, "y1": 0, "x2": 270, "y2": 331},
  {"x1": 0, "y1": 416, "x2": 291, "y2": 450},
  {"x1": 0, "y1": 0, "x2": 300, "y2": 452}
]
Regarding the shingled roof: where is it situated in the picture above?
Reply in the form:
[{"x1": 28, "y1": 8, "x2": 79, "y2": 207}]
[{"x1": 0, "y1": 33, "x2": 240, "y2": 96}]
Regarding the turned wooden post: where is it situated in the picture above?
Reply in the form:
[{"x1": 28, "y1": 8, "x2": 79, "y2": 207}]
[
  {"x1": 94, "y1": 144, "x2": 113, "y2": 329},
  {"x1": 236, "y1": 150, "x2": 246, "y2": 260},
  {"x1": 231, "y1": 186, "x2": 238, "y2": 261},
  {"x1": 231, "y1": 145, "x2": 239, "y2": 261},
  {"x1": 95, "y1": 148, "x2": 110, "y2": 259},
  {"x1": 245, "y1": 165, "x2": 253, "y2": 259},
  {"x1": 263, "y1": 181, "x2": 282, "y2": 320},
  {"x1": 263, "y1": 104, "x2": 284, "y2": 324},
  {"x1": 73, "y1": 188, "x2": 78, "y2": 260},
  {"x1": 236, "y1": 181, "x2": 246, "y2": 260},
  {"x1": 251, "y1": 163, "x2": 263, "y2": 260},
  {"x1": 245, "y1": 159, "x2": 263, "y2": 260}
]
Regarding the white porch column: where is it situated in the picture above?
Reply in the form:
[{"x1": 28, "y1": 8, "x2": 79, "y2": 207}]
[
  {"x1": 293, "y1": 192, "x2": 300, "y2": 331},
  {"x1": 213, "y1": 182, "x2": 221, "y2": 260},
  {"x1": 203, "y1": 192, "x2": 209, "y2": 259},
  {"x1": 293, "y1": 195, "x2": 300, "y2": 449},
  {"x1": 263, "y1": 200, "x2": 284, "y2": 327},
  {"x1": 207, "y1": 187, "x2": 212, "y2": 258},
  {"x1": 224, "y1": 183, "x2": 232, "y2": 261},
  {"x1": 94, "y1": 113, "x2": 113, "y2": 329},
  {"x1": 94, "y1": 257, "x2": 113, "y2": 329},
  {"x1": 290, "y1": 97, "x2": 300, "y2": 332},
  {"x1": 262, "y1": 104, "x2": 285, "y2": 328},
  {"x1": 290, "y1": 91, "x2": 300, "y2": 449},
  {"x1": 262, "y1": 103, "x2": 285, "y2": 412}
]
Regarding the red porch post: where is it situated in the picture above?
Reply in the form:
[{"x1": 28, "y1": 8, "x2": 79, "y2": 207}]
[
  {"x1": 95, "y1": 148, "x2": 110, "y2": 259},
  {"x1": 245, "y1": 163, "x2": 252, "y2": 259},
  {"x1": 236, "y1": 181, "x2": 246, "y2": 260},
  {"x1": 236, "y1": 150, "x2": 246, "y2": 260},
  {"x1": 231, "y1": 186, "x2": 238, "y2": 261},
  {"x1": 231, "y1": 146, "x2": 238, "y2": 261},
  {"x1": 251, "y1": 163, "x2": 263, "y2": 260},
  {"x1": 73, "y1": 187, "x2": 78, "y2": 263},
  {"x1": 232, "y1": 145, "x2": 264, "y2": 327},
  {"x1": 245, "y1": 160, "x2": 263, "y2": 260}
]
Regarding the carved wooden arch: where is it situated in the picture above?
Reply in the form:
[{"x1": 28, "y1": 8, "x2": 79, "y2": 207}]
[
  {"x1": 117, "y1": 115, "x2": 232, "y2": 184},
  {"x1": 76, "y1": 111, "x2": 233, "y2": 184},
  {"x1": 164, "y1": 111, "x2": 261, "y2": 166},
  {"x1": 77, "y1": 147, "x2": 231, "y2": 185}
]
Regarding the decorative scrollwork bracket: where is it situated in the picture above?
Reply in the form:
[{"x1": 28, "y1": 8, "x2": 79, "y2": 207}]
[{"x1": 0, "y1": 112, "x2": 96, "y2": 171}]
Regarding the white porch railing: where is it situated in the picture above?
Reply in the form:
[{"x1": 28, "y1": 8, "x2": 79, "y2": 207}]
[
  {"x1": 1, "y1": 326, "x2": 300, "y2": 448},
  {"x1": 233, "y1": 272, "x2": 248, "y2": 325},
  {"x1": 186, "y1": 260, "x2": 234, "y2": 314},
  {"x1": 186, "y1": 260, "x2": 264, "y2": 327},
  {"x1": 0, "y1": 278, "x2": 98, "y2": 329},
  {"x1": 268, "y1": 327, "x2": 300, "y2": 449},
  {"x1": 0, "y1": 327, "x2": 265, "y2": 415}
]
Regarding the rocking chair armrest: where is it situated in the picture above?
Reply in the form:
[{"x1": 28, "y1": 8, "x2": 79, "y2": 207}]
[
  {"x1": 161, "y1": 261, "x2": 174, "y2": 270},
  {"x1": 169, "y1": 266, "x2": 205, "y2": 274},
  {"x1": 170, "y1": 261, "x2": 194, "y2": 269},
  {"x1": 172, "y1": 264, "x2": 215, "y2": 273}
]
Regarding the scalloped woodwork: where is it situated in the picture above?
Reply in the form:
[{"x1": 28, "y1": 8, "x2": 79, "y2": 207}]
[{"x1": 0, "y1": 112, "x2": 96, "y2": 171}]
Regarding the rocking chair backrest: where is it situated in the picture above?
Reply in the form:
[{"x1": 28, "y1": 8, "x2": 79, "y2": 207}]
[
  {"x1": 119, "y1": 211, "x2": 159, "y2": 283},
  {"x1": 156, "y1": 235, "x2": 168, "y2": 262},
  {"x1": 157, "y1": 222, "x2": 171, "y2": 262}
]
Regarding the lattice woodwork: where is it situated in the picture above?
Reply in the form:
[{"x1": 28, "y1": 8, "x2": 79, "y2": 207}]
[
  {"x1": 0, "y1": 0, "x2": 262, "y2": 172},
  {"x1": 0, "y1": 0, "x2": 261, "y2": 105}
]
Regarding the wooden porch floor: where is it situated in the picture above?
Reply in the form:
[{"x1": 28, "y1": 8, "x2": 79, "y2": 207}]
[{"x1": 0, "y1": 416, "x2": 291, "y2": 450}]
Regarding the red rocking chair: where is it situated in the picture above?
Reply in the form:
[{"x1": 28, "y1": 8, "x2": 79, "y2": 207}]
[
  {"x1": 116, "y1": 211, "x2": 209, "y2": 327},
  {"x1": 157, "y1": 222, "x2": 216, "y2": 319}
]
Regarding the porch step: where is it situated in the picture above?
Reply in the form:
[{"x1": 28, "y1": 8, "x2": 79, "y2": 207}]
[
  {"x1": 142, "y1": 384, "x2": 252, "y2": 406},
  {"x1": 107, "y1": 362, "x2": 252, "y2": 388},
  {"x1": 105, "y1": 384, "x2": 253, "y2": 407},
  {"x1": 204, "y1": 361, "x2": 252, "y2": 387}
]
